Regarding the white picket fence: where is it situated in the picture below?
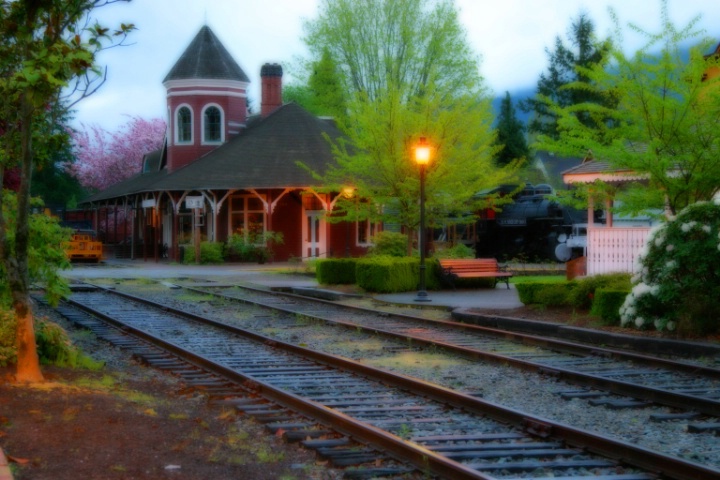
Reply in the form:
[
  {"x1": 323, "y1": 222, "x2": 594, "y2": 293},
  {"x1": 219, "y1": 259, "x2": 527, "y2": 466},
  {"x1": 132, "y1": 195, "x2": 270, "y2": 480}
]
[{"x1": 587, "y1": 227, "x2": 651, "y2": 276}]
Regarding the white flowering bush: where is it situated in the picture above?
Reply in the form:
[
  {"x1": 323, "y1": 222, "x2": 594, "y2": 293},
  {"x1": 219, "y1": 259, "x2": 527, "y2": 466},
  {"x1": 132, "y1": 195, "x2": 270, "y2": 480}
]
[{"x1": 620, "y1": 201, "x2": 720, "y2": 335}]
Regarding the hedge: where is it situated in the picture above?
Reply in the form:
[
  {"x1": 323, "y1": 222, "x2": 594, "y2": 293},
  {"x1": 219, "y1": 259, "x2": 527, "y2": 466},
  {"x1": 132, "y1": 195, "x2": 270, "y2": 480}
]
[
  {"x1": 316, "y1": 258, "x2": 358, "y2": 285},
  {"x1": 183, "y1": 241, "x2": 224, "y2": 264},
  {"x1": 590, "y1": 288, "x2": 629, "y2": 325},
  {"x1": 356, "y1": 256, "x2": 440, "y2": 293},
  {"x1": 516, "y1": 281, "x2": 575, "y2": 306}
]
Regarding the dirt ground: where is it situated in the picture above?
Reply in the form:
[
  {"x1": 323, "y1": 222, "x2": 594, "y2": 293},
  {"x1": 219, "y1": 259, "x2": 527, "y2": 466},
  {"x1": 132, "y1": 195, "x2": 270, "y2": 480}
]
[{"x1": 0, "y1": 365, "x2": 333, "y2": 480}]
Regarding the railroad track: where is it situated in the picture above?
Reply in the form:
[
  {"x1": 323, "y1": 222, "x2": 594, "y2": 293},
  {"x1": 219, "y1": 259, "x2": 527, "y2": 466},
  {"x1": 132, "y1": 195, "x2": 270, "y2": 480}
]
[
  {"x1": 54, "y1": 286, "x2": 719, "y2": 479},
  {"x1": 162, "y1": 281, "x2": 720, "y2": 419}
]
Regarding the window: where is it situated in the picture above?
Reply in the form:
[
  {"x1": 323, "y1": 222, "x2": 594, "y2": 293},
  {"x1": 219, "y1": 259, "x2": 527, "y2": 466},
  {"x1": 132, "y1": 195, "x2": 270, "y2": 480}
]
[
  {"x1": 203, "y1": 105, "x2": 222, "y2": 143},
  {"x1": 176, "y1": 106, "x2": 192, "y2": 143},
  {"x1": 357, "y1": 219, "x2": 378, "y2": 245},
  {"x1": 229, "y1": 195, "x2": 266, "y2": 244}
]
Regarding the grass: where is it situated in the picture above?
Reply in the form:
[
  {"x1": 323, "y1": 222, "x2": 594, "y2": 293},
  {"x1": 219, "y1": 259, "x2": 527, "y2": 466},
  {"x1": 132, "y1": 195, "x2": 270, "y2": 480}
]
[{"x1": 511, "y1": 275, "x2": 566, "y2": 284}]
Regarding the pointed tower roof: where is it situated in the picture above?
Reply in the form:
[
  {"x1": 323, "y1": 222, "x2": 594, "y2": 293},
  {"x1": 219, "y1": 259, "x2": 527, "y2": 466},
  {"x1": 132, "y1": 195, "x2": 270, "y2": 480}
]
[{"x1": 163, "y1": 26, "x2": 249, "y2": 83}]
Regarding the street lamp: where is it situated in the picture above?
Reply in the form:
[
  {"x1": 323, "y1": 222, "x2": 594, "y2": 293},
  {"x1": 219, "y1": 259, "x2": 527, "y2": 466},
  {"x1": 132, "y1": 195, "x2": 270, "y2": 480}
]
[
  {"x1": 342, "y1": 187, "x2": 355, "y2": 257},
  {"x1": 414, "y1": 137, "x2": 431, "y2": 302}
]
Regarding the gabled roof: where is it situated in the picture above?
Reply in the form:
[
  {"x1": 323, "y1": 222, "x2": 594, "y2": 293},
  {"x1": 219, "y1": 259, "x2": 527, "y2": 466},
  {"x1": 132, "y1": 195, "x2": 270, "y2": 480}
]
[
  {"x1": 163, "y1": 26, "x2": 249, "y2": 83},
  {"x1": 152, "y1": 103, "x2": 342, "y2": 190},
  {"x1": 562, "y1": 159, "x2": 648, "y2": 184},
  {"x1": 81, "y1": 103, "x2": 344, "y2": 204}
]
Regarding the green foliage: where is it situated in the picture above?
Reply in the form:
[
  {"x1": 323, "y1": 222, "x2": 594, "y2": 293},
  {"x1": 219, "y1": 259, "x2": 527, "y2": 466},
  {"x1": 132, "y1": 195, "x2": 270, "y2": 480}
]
[
  {"x1": 367, "y1": 231, "x2": 408, "y2": 257},
  {"x1": 569, "y1": 273, "x2": 631, "y2": 309},
  {"x1": 0, "y1": 0, "x2": 134, "y2": 379},
  {"x1": 303, "y1": 0, "x2": 482, "y2": 103},
  {"x1": 356, "y1": 256, "x2": 439, "y2": 293},
  {"x1": 520, "y1": 12, "x2": 613, "y2": 139},
  {"x1": 356, "y1": 256, "x2": 417, "y2": 293},
  {"x1": 35, "y1": 317, "x2": 103, "y2": 369},
  {"x1": 302, "y1": 0, "x2": 518, "y2": 238},
  {"x1": 590, "y1": 288, "x2": 629, "y2": 326},
  {"x1": 533, "y1": 283, "x2": 574, "y2": 307},
  {"x1": 494, "y1": 92, "x2": 529, "y2": 166},
  {"x1": 536, "y1": 1, "x2": 720, "y2": 214},
  {"x1": 620, "y1": 201, "x2": 720, "y2": 335},
  {"x1": 307, "y1": 48, "x2": 347, "y2": 120},
  {"x1": 0, "y1": 307, "x2": 17, "y2": 366},
  {"x1": 516, "y1": 281, "x2": 576, "y2": 306},
  {"x1": 433, "y1": 243, "x2": 475, "y2": 259},
  {"x1": 0, "y1": 309, "x2": 102, "y2": 369},
  {"x1": 225, "y1": 231, "x2": 284, "y2": 263},
  {"x1": 184, "y1": 241, "x2": 224, "y2": 264},
  {"x1": 515, "y1": 283, "x2": 544, "y2": 305},
  {"x1": 316, "y1": 258, "x2": 358, "y2": 285},
  {"x1": 0, "y1": 192, "x2": 71, "y2": 307}
]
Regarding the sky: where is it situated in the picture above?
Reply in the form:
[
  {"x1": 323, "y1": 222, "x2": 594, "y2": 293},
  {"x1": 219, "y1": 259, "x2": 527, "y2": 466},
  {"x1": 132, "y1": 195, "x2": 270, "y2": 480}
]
[{"x1": 73, "y1": 0, "x2": 720, "y2": 131}]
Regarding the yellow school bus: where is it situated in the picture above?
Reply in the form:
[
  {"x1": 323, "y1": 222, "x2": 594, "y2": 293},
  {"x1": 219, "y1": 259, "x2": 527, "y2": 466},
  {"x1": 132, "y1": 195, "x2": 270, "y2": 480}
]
[{"x1": 65, "y1": 231, "x2": 103, "y2": 263}]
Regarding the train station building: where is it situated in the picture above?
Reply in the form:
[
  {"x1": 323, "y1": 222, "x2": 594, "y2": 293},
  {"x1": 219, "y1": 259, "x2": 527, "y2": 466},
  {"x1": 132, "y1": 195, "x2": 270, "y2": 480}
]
[{"x1": 82, "y1": 26, "x2": 367, "y2": 262}]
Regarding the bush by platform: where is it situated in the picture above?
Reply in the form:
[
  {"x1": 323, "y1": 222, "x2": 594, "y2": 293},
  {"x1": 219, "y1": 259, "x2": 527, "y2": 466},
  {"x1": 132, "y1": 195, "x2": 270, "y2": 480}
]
[{"x1": 316, "y1": 258, "x2": 359, "y2": 285}]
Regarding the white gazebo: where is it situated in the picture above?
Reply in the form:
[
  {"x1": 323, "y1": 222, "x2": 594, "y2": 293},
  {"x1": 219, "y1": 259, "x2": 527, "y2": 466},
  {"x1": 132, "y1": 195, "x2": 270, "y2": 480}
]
[{"x1": 562, "y1": 159, "x2": 659, "y2": 276}]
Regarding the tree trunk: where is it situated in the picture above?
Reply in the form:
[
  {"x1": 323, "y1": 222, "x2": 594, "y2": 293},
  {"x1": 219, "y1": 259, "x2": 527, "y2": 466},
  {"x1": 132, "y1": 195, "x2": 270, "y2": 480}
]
[{"x1": 12, "y1": 94, "x2": 43, "y2": 383}]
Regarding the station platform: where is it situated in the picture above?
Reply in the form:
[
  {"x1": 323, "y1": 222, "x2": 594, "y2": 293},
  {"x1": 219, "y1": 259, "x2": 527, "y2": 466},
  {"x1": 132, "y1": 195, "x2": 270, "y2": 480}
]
[{"x1": 62, "y1": 258, "x2": 524, "y2": 310}]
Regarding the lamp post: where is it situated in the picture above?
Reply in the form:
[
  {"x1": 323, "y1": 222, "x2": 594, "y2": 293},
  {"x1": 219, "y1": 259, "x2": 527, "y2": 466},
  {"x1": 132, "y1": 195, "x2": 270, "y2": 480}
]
[
  {"x1": 342, "y1": 187, "x2": 355, "y2": 257},
  {"x1": 414, "y1": 137, "x2": 431, "y2": 302}
]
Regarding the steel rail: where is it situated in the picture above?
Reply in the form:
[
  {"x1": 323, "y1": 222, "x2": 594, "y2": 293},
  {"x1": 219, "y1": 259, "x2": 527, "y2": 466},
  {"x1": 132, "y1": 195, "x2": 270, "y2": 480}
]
[
  {"x1": 65, "y1": 286, "x2": 720, "y2": 480},
  {"x1": 180, "y1": 283, "x2": 720, "y2": 417}
]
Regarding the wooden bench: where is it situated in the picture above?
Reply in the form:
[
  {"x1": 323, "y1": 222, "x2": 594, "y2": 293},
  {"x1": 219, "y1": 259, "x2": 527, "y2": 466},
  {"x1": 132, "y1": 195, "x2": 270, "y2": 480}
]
[{"x1": 438, "y1": 258, "x2": 513, "y2": 289}]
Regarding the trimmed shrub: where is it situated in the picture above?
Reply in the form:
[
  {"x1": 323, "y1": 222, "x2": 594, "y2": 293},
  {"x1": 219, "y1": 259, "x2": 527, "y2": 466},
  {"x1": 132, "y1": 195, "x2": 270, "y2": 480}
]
[
  {"x1": 316, "y1": 258, "x2": 358, "y2": 285},
  {"x1": 620, "y1": 201, "x2": 720, "y2": 335},
  {"x1": 515, "y1": 282, "x2": 545, "y2": 305},
  {"x1": 533, "y1": 283, "x2": 574, "y2": 307},
  {"x1": 356, "y1": 256, "x2": 440, "y2": 293},
  {"x1": 516, "y1": 281, "x2": 575, "y2": 306},
  {"x1": 367, "y1": 232, "x2": 407, "y2": 257},
  {"x1": 357, "y1": 256, "x2": 416, "y2": 293},
  {"x1": 570, "y1": 273, "x2": 632, "y2": 310},
  {"x1": 183, "y1": 241, "x2": 224, "y2": 264},
  {"x1": 590, "y1": 288, "x2": 629, "y2": 326}
]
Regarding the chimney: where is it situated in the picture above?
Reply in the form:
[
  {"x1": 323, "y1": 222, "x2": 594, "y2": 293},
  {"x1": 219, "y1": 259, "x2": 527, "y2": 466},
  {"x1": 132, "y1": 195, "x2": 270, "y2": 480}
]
[{"x1": 261, "y1": 63, "x2": 283, "y2": 117}]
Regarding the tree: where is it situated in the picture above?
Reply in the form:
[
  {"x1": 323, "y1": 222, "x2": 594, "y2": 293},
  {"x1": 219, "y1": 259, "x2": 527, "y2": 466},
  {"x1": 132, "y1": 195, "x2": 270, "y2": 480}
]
[
  {"x1": 70, "y1": 116, "x2": 166, "y2": 191},
  {"x1": 283, "y1": 49, "x2": 347, "y2": 122},
  {"x1": 521, "y1": 12, "x2": 613, "y2": 139},
  {"x1": 0, "y1": 0, "x2": 134, "y2": 382},
  {"x1": 302, "y1": 0, "x2": 517, "y2": 251},
  {"x1": 307, "y1": 48, "x2": 347, "y2": 121},
  {"x1": 32, "y1": 104, "x2": 87, "y2": 209},
  {"x1": 536, "y1": 0, "x2": 720, "y2": 216},
  {"x1": 303, "y1": 0, "x2": 480, "y2": 103},
  {"x1": 494, "y1": 92, "x2": 529, "y2": 166}
]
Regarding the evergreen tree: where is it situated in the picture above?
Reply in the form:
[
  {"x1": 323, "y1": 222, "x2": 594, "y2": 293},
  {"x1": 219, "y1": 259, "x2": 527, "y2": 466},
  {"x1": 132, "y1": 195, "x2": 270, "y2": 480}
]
[
  {"x1": 494, "y1": 92, "x2": 529, "y2": 166},
  {"x1": 308, "y1": 48, "x2": 347, "y2": 121},
  {"x1": 521, "y1": 13, "x2": 612, "y2": 139},
  {"x1": 284, "y1": 49, "x2": 348, "y2": 123},
  {"x1": 537, "y1": 1, "x2": 720, "y2": 215}
]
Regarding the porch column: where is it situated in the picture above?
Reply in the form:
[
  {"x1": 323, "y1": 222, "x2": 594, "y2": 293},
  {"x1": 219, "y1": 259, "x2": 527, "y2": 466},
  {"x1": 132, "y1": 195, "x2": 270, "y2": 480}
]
[{"x1": 605, "y1": 198, "x2": 613, "y2": 228}]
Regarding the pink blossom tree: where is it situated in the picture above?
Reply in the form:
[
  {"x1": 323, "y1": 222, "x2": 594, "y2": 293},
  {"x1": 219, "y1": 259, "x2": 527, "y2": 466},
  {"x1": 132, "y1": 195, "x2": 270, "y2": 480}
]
[{"x1": 70, "y1": 116, "x2": 166, "y2": 191}]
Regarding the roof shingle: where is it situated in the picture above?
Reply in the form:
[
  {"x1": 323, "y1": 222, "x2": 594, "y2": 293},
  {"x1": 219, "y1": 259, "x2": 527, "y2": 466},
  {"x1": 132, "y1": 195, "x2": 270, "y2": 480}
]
[{"x1": 163, "y1": 26, "x2": 249, "y2": 83}]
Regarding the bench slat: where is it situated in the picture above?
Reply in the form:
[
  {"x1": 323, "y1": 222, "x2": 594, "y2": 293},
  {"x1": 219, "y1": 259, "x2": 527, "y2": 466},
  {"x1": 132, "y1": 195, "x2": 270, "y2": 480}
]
[{"x1": 438, "y1": 258, "x2": 512, "y2": 289}]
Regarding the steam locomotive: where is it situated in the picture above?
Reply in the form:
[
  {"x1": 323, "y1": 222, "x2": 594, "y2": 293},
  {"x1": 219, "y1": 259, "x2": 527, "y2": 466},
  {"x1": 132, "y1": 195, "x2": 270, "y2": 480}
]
[{"x1": 473, "y1": 183, "x2": 594, "y2": 262}]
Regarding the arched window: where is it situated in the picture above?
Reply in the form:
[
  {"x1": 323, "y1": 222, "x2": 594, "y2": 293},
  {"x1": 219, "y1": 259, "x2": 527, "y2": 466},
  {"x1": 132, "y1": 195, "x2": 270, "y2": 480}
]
[
  {"x1": 176, "y1": 106, "x2": 192, "y2": 143},
  {"x1": 203, "y1": 105, "x2": 222, "y2": 143}
]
